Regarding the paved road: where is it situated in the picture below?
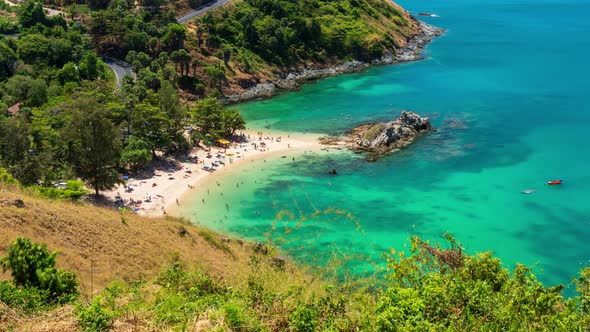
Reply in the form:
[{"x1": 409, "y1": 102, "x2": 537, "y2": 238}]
[
  {"x1": 177, "y1": 0, "x2": 231, "y2": 23},
  {"x1": 3, "y1": 0, "x2": 65, "y2": 16},
  {"x1": 101, "y1": 56, "x2": 134, "y2": 88}
]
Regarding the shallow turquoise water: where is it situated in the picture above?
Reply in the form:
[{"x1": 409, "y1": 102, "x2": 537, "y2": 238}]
[{"x1": 179, "y1": 0, "x2": 590, "y2": 288}]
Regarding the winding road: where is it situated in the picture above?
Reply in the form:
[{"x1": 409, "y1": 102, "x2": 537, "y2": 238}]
[
  {"x1": 177, "y1": 0, "x2": 231, "y2": 23},
  {"x1": 2, "y1": 0, "x2": 232, "y2": 87},
  {"x1": 101, "y1": 56, "x2": 134, "y2": 88},
  {"x1": 3, "y1": 0, "x2": 65, "y2": 16}
]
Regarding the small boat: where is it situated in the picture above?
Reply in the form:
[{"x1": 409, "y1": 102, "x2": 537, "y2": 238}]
[
  {"x1": 547, "y1": 179, "x2": 563, "y2": 185},
  {"x1": 521, "y1": 189, "x2": 535, "y2": 194}
]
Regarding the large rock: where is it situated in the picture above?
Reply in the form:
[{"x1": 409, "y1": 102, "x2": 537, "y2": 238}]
[{"x1": 348, "y1": 111, "x2": 431, "y2": 157}]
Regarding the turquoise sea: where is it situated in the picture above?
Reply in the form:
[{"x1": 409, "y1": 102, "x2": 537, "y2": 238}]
[{"x1": 178, "y1": 0, "x2": 590, "y2": 288}]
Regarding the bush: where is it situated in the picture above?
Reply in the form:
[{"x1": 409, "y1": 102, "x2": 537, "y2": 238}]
[
  {"x1": 34, "y1": 180, "x2": 89, "y2": 200},
  {"x1": 289, "y1": 305, "x2": 319, "y2": 332},
  {"x1": 0, "y1": 167, "x2": 20, "y2": 188},
  {"x1": 223, "y1": 302, "x2": 245, "y2": 330},
  {"x1": 0, "y1": 281, "x2": 50, "y2": 314},
  {"x1": 0, "y1": 238, "x2": 78, "y2": 303},
  {"x1": 76, "y1": 296, "x2": 113, "y2": 332},
  {"x1": 0, "y1": 18, "x2": 18, "y2": 34}
]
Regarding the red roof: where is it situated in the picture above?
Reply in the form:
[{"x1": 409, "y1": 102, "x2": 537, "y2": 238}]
[{"x1": 7, "y1": 102, "x2": 21, "y2": 116}]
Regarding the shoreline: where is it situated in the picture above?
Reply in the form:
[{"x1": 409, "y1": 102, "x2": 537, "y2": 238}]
[
  {"x1": 221, "y1": 21, "x2": 443, "y2": 104},
  {"x1": 103, "y1": 21, "x2": 442, "y2": 218},
  {"x1": 102, "y1": 130, "x2": 324, "y2": 217}
]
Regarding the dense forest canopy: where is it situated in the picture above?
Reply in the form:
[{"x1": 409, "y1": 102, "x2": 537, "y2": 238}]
[
  {"x1": 0, "y1": 0, "x2": 247, "y2": 194},
  {"x1": 200, "y1": 0, "x2": 418, "y2": 65},
  {"x1": 0, "y1": 0, "x2": 420, "y2": 195}
]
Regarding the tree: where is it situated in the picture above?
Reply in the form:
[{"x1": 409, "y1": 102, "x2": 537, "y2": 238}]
[
  {"x1": 120, "y1": 136, "x2": 152, "y2": 170},
  {"x1": 176, "y1": 49, "x2": 191, "y2": 76},
  {"x1": 16, "y1": 34, "x2": 50, "y2": 64},
  {"x1": 162, "y1": 23, "x2": 186, "y2": 51},
  {"x1": 0, "y1": 116, "x2": 44, "y2": 185},
  {"x1": 220, "y1": 109, "x2": 245, "y2": 137},
  {"x1": 133, "y1": 101, "x2": 171, "y2": 156},
  {"x1": 204, "y1": 63, "x2": 224, "y2": 92},
  {"x1": 63, "y1": 96, "x2": 121, "y2": 196},
  {"x1": 18, "y1": 0, "x2": 48, "y2": 28},
  {"x1": 0, "y1": 238, "x2": 78, "y2": 303},
  {"x1": 4, "y1": 75, "x2": 34, "y2": 103},
  {"x1": 191, "y1": 58, "x2": 199, "y2": 76},
  {"x1": 79, "y1": 52, "x2": 99, "y2": 80},
  {"x1": 223, "y1": 45, "x2": 232, "y2": 66},
  {"x1": 58, "y1": 62, "x2": 80, "y2": 85},
  {"x1": 159, "y1": 81, "x2": 186, "y2": 149},
  {"x1": 137, "y1": 68, "x2": 160, "y2": 90},
  {"x1": 26, "y1": 79, "x2": 48, "y2": 107},
  {"x1": 0, "y1": 41, "x2": 17, "y2": 80},
  {"x1": 171, "y1": 49, "x2": 191, "y2": 75},
  {"x1": 190, "y1": 97, "x2": 223, "y2": 142}
]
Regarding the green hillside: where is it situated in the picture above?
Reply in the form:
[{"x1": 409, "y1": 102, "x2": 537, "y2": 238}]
[{"x1": 1, "y1": 187, "x2": 590, "y2": 331}]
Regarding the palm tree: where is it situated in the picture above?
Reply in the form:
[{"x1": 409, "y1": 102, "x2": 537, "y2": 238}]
[{"x1": 220, "y1": 110, "x2": 245, "y2": 137}]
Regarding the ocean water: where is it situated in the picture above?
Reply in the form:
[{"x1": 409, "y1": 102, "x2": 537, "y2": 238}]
[{"x1": 178, "y1": 0, "x2": 590, "y2": 288}]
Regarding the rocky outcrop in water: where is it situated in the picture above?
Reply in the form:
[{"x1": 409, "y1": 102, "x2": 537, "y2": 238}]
[{"x1": 320, "y1": 111, "x2": 431, "y2": 160}]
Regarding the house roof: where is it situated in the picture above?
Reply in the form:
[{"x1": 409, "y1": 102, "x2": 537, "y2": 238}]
[{"x1": 7, "y1": 102, "x2": 21, "y2": 116}]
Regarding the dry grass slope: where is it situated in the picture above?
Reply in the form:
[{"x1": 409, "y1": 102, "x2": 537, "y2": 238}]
[
  {"x1": 0, "y1": 189, "x2": 306, "y2": 296},
  {"x1": 1, "y1": 188, "x2": 329, "y2": 330}
]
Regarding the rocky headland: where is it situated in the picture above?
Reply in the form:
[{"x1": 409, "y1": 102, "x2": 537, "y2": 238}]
[
  {"x1": 222, "y1": 21, "x2": 443, "y2": 103},
  {"x1": 320, "y1": 111, "x2": 432, "y2": 160}
]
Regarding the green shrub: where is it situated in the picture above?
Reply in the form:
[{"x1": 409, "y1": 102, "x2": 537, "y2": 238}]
[
  {"x1": 0, "y1": 18, "x2": 18, "y2": 34},
  {"x1": 0, "y1": 167, "x2": 20, "y2": 188},
  {"x1": 34, "y1": 180, "x2": 89, "y2": 200},
  {"x1": 0, "y1": 238, "x2": 78, "y2": 303},
  {"x1": 153, "y1": 293, "x2": 198, "y2": 328},
  {"x1": 0, "y1": 281, "x2": 50, "y2": 314},
  {"x1": 76, "y1": 296, "x2": 113, "y2": 332},
  {"x1": 156, "y1": 261, "x2": 188, "y2": 291},
  {"x1": 289, "y1": 305, "x2": 319, "y2": 332},
  {"x1": 223, "y1": 302, "x2": 245, "y2": 330}
]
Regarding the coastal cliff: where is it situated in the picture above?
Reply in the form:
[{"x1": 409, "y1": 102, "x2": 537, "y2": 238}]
[
  {"x1": 222, "y1": 22, "x2": 443, "y2": 103},
  {"x1": 180, "y1": 0, "x2": 443, "y2": 102}
]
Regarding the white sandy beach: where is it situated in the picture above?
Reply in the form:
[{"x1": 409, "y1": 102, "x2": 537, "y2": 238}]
[{"x1": 103, "y1": 130, "x2": 324, "y2": 216}]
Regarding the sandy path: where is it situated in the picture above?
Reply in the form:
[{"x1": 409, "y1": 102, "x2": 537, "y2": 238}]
[{"x1": 103, "y1": 130, "x2": 323, "y2": 216}]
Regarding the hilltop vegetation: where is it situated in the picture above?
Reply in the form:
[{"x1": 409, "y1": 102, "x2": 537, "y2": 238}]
[
  {"x1": 2, "y1": 0, "x2": 422, "y2": 100},
  {"x1": 0, "y1": 0, "x2": 425, "y2": 194},
  {"x1": 0, "y1": 0, "x2": 249, "y2": 195},
  {"x1": 1, "y1": 187, "x2": 590, "y2": 331},
  {"x1": 198, "y1": 0, "x2": 418, "y2": 66}
]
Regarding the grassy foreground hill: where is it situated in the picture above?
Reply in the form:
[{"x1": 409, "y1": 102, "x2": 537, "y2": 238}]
[
  {"x1": 2, "y1": 186, "x2": 590, "y2": 331},
  {"x1": 0, "y1": 187, "x2": 347, "y2": 331}
]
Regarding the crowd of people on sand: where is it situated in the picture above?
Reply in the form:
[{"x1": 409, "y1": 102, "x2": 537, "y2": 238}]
[{"x1": 103, "y1": 131, "x2": 314, "y2": 216}]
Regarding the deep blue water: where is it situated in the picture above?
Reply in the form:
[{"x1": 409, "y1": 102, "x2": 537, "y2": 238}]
[{"x1": 179, "y1": 0, "x2": 590, "y2": 290}]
